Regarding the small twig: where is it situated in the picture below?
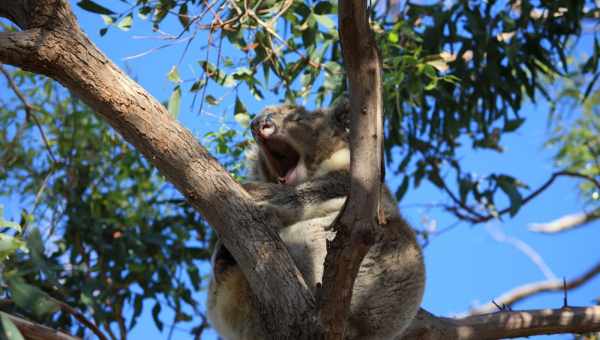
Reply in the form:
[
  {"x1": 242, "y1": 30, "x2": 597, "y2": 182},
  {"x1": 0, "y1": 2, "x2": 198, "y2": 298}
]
[
  {"x1": 470, "y1": 260, "x2": 600, "y2": 315},
  {"x1": 563, "y1": 277, "x2": 568, "y2": 308},
  {"x1": 52, "y1": 298, "x2": 109, "y2": 340},
  {"x1": 529, "y1": 207, "x2": 600, "y2": 234},
  {"x1": 443, "y1": 170, "x2": 600, "y2": 224},
  {"x1": 0, "y1": 64, "x2": 58, "y2": 165},
  {"x1": 247, "y1": 11, "x2": 320, "y2": 68},
  {"x1": 492, "y1": 300, "x2": 503, "y2": 311},
  {"x1": 267, "y1": 0, "x2": 293, "y2": 26}
]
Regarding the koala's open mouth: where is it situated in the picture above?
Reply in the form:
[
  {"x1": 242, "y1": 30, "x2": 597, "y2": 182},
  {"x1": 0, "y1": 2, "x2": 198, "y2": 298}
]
[{"x1": 259, "y1": 137, "x2": 300, "y2": 185}]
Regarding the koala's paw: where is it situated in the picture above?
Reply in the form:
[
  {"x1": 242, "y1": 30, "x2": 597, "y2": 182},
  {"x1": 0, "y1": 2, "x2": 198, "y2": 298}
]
[{"x1": 241, "y1": 182, "x2": 276, "y2": 201}]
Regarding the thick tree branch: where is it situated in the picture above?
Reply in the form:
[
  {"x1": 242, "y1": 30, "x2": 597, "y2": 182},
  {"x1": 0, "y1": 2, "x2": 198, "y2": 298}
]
[
  {"x1": 318, "y1": 0, "x2": 384, "y2": 338},
  {"x1": 2, "y1": 312, "x2": 80, "y2": 340},
  {"x1": 469, "y1": 260, "x2": 600, "y2": 315},
  {"x1": 0, "y1": 0, "x2": 317, "y2": 338},
  {"x1": 529, "y1": 207, "x2": 600, "y2": 234},
  {"x1": 402, "y1": 306, "x2": 600, "y2": 339}
]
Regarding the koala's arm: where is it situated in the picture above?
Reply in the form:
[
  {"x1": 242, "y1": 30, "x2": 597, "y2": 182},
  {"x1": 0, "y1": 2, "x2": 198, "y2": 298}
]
[{"x1": 242, "y1": 170, "x2": 350, "y2": 226}]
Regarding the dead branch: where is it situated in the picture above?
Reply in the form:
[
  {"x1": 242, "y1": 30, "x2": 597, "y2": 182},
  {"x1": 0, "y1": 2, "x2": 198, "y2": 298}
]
[
  {"x1": 529, "y1": 207, "x2": 600, "y2": 234},
  {"x1": 403, "y1": 306, "x2": 600, "y2": 339},
  {"x1": 317, "y1": 0, "x2": 384, "y2": 338},
  {"x1": 470, "y1": 260, "x2": 600, "y2": 315},
  {"x1": 486, "y1": 224, "x2": 556, "y2": 280}
]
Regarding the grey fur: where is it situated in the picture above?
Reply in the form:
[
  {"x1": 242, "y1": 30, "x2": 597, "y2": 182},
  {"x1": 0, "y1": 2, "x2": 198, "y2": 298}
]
[{"x1": 206, "y1": 102, "x2": 425, "y2": 339}]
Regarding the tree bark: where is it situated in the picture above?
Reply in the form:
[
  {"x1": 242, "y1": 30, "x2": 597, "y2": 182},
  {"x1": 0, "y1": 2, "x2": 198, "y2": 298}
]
[
  {"x1": 0, "y1": 1, "x2": 317, "y2": 338},
  {"x1": 2, "y1": 312, "x2": 79, "y2": 340},
  {"x1": 403, "y1": 306, "x2": 600, "y2": 339},
  {"x1": 318, "y1": 0, "x2": 385, "y2": 338}
]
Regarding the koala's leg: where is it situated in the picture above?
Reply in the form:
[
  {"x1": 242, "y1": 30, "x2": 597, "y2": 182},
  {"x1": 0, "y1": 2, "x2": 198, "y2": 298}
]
[{"x1": 348, "y1": 218, "x2": 425, "y2": 339}]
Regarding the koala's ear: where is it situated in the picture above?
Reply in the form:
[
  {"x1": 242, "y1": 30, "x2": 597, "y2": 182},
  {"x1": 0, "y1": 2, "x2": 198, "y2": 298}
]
[{"x1": 331, "y1": 98, "x2": 350, "y2": 130}]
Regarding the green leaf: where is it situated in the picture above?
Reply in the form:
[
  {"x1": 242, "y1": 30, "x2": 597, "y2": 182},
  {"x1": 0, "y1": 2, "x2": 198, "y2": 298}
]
[
  {"x1": 314, "y1": 14, "x2": 335, "y2": 31},
  {"x1": 100, "y1": 15, "x2": 114, "y2": 25},
  {"x1": 458, "y1": 178, "x2": 472, "y2": 203},
  {"x1": 234, "y1": 96, "x2": 248, "y2": 115},
  {"x1": 6, "y1": 276, "x2": 59, "y2": 318},
  {"x1": 168, "y1": 86, "x2": 181, "y2": 118},
  {"x1": 77, "y1": 0, "x2": 115, "y2": 15},
  {"x1": 205, "y1": 95, "x2": 220, "y2": 106},
  {"x1": 314, "y1": 1, "x2": 333, "y2": 15},
  {"x1": 496, "y1": 175, "x2": 523, "y2": 217},
  {"x1": 388, "y1": 32, "x2": 399, "y2": 43},
  {"x1": 0, "y1": 312, "x2": 25, "y2": 340},
  {"x1": 395, "y1": 176, "x2": 410, "y2": 201},
  {"x1": 167, "y1": 66, "x2": 182, "y2": 84},
  {"x1": 234, "y1": 113, "x2": 250, "y2": 128},
  {"x1": 0, "y1": 206, "x2": 21, "y2": 232},
  {"x1": 178, "y1": 4, "x2": 190, "y2": 29},
  {"x1": 0, "y1": 234, "x2": 26, "y2": 258},
  {"x1": 152, "y1": 302, "x2": 163, "y2": 331},
  {"x1": 117, "y1": 15, "x2": 133, "y2": 31},
  {"x1": 503, "y1": 118, "x2": 525, "y2": 132}
]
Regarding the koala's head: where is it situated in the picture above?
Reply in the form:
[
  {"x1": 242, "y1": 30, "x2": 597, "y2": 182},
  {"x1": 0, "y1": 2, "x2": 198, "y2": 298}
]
[{"x1": 247, "y1": 101, "x2": 350, "y2": 185}]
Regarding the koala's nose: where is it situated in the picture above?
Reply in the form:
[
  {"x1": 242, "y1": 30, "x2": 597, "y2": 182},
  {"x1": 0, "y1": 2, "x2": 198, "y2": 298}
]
[{"x1": 251, "y1": 113, "x2": 277, "y2": 138}]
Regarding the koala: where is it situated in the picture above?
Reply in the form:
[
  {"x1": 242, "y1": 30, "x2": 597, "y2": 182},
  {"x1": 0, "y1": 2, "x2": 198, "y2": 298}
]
[{"x1": 206, "y1": 102, "x2": 425, "y2": 340}]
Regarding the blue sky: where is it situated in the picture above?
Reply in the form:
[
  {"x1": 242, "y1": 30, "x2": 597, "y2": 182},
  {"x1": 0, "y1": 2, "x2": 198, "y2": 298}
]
[{"x1": 2, "y1": 1, "x2": 600, "y2": 339}]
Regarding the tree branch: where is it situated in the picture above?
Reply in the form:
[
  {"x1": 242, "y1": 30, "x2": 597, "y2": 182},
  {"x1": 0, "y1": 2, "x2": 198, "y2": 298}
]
[
  {"x1": 2, "y1": 312, "x2": 80, "y2": 340},
  {"x1": 444, "y1": 171, "x2": 600, "y2": 224},
  {"x1": 529, "y1": 207, "x2": 600, "y2": 234},
  {"x1": 402, "y1": 306, "x2": 600, "y2": 339},
  {"x1": 0, "y1": 64, "x2": 58, "y2": 164},
  {"x1": 318, "y1": 0, "x2": 384, "y2": 338},
  {"x1": 0, "y1": 0, "x2": 317, "y2": 337},
  {"x1": 469, "y1": 260, "x2": 600, "y2": 315}
]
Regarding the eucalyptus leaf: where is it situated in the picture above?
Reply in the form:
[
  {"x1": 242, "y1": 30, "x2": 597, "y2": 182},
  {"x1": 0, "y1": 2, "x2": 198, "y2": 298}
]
[
  {"x1": 0, "y1": 313, "x2": 25, "y2": 340},
  {"x1": 77, "y1": 0, "x2": 115, "y2": 15},
  {"x1": 168, "y1": 86, "x2": 182, "y2": 118}
]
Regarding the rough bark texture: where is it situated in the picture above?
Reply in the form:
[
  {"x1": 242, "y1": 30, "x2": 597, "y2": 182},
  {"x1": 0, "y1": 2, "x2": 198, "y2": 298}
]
[
  {"x1": 318, "y1": 0, "x2": 385, "y2": 338},
  {"x1": 0, "y1": 1, "x2": 317, "y2": 339},
  {"x1": 403, "y1": 306, "x2": 600, "y2": 339},
  {"x1": 5, "y1": 313, "x2": 80, "y2": 340},
  {"x1": 2, "y1": 1, "x2": 600, "y2": 339}
]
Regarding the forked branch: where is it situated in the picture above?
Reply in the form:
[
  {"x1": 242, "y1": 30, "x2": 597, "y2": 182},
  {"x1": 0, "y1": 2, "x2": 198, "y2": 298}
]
[
  {"x1": 403, "y1": 306, "x2": 600, "y2": 339},
  {"x1": 470, "y1": 260, "x2": 600, "y2": 315}
]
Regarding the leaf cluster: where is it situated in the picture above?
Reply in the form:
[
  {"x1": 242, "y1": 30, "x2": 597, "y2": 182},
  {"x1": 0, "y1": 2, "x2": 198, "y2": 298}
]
[{"x1": 0, "y1": 69, "x2": 212, "y2": 338}]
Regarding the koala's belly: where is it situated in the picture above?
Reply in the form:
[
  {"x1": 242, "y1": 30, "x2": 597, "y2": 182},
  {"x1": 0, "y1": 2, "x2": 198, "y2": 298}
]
[{"x1": 279, "y1": 213, "x2": 338, "y2": 287}]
